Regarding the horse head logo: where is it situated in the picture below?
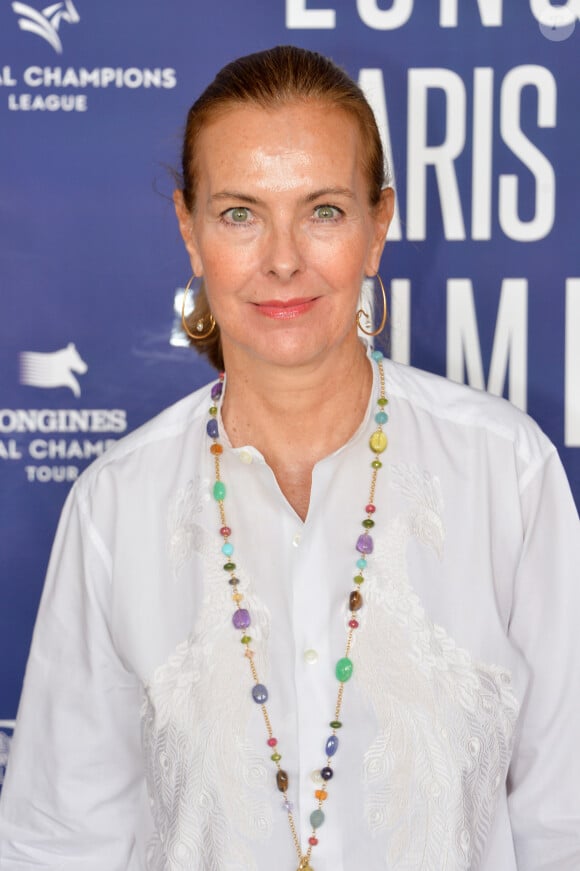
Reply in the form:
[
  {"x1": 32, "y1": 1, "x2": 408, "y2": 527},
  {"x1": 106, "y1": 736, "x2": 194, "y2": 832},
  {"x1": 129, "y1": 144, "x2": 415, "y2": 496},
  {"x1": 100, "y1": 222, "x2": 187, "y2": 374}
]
[
  {"x1": 20, "y1": 343, "x2": 88, "y2": 398},
  {"x1": 12, "y1": 0, "x2": 80, "y2": 54}
]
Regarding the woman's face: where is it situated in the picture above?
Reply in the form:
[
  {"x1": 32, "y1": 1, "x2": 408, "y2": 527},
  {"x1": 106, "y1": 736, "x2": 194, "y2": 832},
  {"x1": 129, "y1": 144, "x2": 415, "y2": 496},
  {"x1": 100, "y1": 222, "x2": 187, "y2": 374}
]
[{"x1": 175, "y1": 100, "x2": 393, "y2": 371}]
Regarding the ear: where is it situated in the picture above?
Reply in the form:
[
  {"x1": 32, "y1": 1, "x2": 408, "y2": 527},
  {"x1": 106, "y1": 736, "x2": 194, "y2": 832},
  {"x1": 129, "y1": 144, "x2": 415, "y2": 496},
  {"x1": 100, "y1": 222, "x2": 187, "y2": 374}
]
[
  {"x1": 173, "y1": 189, "x2": 203, "y2": 276},
  {"x1": 365, "y1": 187, "x2": 395, "y2": 277}
]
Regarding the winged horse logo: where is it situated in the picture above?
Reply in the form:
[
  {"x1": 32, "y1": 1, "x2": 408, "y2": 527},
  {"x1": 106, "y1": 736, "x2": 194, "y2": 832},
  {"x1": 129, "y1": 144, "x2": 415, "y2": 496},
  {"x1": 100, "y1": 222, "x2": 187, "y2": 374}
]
[{"x1": 12, "y1": 0, "x2": 80, "y2": 54}]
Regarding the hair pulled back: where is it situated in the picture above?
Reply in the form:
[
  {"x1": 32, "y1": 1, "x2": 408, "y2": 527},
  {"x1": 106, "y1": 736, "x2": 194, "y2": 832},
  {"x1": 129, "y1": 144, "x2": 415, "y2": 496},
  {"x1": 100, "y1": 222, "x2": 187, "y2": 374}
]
[{"x1": 179, "y1": 45, "x2": 387, "y2": 370}]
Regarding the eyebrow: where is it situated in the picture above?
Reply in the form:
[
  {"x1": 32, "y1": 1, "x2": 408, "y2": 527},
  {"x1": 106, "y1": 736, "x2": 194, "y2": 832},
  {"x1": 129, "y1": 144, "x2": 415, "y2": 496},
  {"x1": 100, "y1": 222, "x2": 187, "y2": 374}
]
[{"x1": 209, "y1": 187, "x2": 355, "y2": 205}]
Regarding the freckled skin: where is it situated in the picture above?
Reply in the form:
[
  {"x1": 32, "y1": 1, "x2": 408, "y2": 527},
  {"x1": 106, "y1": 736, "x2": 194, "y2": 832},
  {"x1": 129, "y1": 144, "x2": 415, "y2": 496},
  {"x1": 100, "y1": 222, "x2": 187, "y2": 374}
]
[{"x1": 175, "y1": 101, "x2": 393, "y2": 374}]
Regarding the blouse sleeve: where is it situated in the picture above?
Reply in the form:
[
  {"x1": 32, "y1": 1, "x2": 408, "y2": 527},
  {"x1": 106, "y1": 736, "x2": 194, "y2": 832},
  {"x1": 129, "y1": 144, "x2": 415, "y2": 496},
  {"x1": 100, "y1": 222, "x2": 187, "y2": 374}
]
[
  {"x1": 0, "y1": 482, "x2": 144, "y2": 870},
  {"x1": 507, "y1": 449, "x2": 580, "y2": 870}
]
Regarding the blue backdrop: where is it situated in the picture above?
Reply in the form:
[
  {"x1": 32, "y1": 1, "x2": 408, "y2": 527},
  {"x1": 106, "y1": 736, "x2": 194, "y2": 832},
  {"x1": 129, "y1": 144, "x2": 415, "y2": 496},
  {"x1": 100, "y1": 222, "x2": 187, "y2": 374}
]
[{"x1": 1, "y1": 0, "x2": 579, "y2": 785}]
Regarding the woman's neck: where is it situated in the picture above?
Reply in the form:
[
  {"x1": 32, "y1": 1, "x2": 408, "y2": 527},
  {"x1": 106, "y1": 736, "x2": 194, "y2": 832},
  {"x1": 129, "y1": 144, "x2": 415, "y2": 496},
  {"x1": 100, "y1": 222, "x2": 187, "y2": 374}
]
[{"x1": 220, "y1": 340, "x2": 373, "y2": 520}]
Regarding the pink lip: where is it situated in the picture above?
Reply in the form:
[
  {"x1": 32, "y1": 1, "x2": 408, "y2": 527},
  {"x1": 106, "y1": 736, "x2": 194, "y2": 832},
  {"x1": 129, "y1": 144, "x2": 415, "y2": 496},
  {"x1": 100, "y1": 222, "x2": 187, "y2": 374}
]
[{"x1": 254, "y1": 297, "x2": 318, "y2": 320}]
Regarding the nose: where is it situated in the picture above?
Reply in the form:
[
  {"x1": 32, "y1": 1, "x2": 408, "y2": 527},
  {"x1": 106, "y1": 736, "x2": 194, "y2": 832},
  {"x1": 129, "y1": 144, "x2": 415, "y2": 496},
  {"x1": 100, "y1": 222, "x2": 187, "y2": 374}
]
[{"x1": 262, "y1": 222, "x2": 304, "y2": 281}]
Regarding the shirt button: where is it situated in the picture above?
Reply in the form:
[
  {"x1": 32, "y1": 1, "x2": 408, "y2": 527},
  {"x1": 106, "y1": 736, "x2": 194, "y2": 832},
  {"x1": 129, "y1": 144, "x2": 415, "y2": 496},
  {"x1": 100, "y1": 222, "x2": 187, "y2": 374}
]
[
  {"x1": 239, "y1": 450, "x2": 253, "y2": 464},
  {"x1": 292, "y1": 533, "x2": 302, "y2": 548},
  {"x1": 303, "y1": 649, "x2": 318, "y2": 665}
]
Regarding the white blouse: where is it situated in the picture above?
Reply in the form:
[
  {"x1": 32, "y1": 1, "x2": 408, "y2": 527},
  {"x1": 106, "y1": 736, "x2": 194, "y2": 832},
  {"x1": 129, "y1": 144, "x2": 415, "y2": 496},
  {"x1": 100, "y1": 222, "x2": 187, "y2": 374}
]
[{"x1": 1, "y1": 357, "x2": 579, "y2": 871}]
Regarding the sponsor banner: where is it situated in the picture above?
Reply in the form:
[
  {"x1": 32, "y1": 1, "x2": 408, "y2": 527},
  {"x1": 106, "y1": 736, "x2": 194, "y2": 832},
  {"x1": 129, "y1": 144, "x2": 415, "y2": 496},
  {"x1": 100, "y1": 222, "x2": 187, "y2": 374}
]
[{"x1": 0, "y1": 0, "x2": 578, "y2": 780}]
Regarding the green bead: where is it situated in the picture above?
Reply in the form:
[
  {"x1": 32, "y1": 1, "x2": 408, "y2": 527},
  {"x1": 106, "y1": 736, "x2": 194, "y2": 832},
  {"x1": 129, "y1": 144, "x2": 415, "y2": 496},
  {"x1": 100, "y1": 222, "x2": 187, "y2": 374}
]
[
  {"x1": 209, "y1": 406, "x2": 218, "y2": 416},
  {"x1": 310, "y1": 809, "x2": 325, "y2": 829},
  {"x1": 270, "y1": 752, "x2": 282, "y2": 762},
  {"x1": 223, "y1": 562, "x2": 236, "y2": 571},
  {"x1": 377, "y1": 397, "x2": 388, "y2": 406},
  {"x1": 330, "y1": 720, "x2": 342, "y2": 729},
  {"x1": 354, "y1": 574, "x2": 365, "y2": 585},
  {"x1": 241, "y1": 635, "x2": 252, "y2": 645},
  {"x1": 335, "y1": 657, "x2": 353, "y2": 682},
  {"x1": 213, "y1": 481, "x2": 226, "y2": 501},
  {"x1": 362, "y1": 518, "x2": 375, "y2": 529},
  {"x1": 371, "y1": 460, "x2": 382, "y2": 469}
]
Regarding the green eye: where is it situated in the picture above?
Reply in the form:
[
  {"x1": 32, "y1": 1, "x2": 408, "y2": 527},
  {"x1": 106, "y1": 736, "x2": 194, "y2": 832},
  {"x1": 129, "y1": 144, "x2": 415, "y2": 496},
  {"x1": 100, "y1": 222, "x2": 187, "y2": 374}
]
[
  {"x1": 315, "y1": 205, "x2": 339, "y2": 220},
  {"x1": 230, "y1": 207, "x2": 249, "y2": 222}
]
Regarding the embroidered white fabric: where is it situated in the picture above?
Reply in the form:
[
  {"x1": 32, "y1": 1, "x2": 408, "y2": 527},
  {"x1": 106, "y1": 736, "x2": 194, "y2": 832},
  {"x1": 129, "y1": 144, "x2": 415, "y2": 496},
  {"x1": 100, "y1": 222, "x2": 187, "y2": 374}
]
[{"x1": 1, "y1": 359, "x2": 579, "y2": 871}]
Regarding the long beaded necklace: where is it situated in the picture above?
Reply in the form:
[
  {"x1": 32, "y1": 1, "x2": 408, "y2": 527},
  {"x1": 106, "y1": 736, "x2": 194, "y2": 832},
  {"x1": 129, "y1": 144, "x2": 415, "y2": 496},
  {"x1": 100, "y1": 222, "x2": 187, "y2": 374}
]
[{"x1": 205, "y1": 350, "x2": 389, "y2": 871}]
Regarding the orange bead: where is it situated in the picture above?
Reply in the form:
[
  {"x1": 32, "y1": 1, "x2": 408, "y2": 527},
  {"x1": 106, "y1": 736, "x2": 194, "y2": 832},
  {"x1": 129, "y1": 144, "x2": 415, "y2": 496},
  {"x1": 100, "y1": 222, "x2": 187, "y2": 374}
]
[
  {"x1": 232, "y1": 593, "x2": 243, "y2": 603},
  {"x1": 314, "y1": 789, "x2": 328, "y2": 801},
  {"x1": 210, "y1": 444, "x2": 223, "y2": 455}
]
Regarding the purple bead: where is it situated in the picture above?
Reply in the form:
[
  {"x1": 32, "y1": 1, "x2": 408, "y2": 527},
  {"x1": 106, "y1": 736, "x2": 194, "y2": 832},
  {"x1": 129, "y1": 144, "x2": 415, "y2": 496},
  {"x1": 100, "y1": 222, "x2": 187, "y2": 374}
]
[
  {"x1": 325, "y1": 735, "x2": 339, "y2": 757},
  {"x1": 206, "y1": 418, "x2": 219, "y2": 438},
  {"x1": 252, "y1": 683, "x2": 268, "y2": 704},
  {"x1": 356, "y1": 533, "x2": 374, "y2": 554},
  {"x1": 211, "y1": 382, "x2": 223, "y2": 400},
  {"x1": 232, "y1": 609, "x2": 251, "y2": 630}
]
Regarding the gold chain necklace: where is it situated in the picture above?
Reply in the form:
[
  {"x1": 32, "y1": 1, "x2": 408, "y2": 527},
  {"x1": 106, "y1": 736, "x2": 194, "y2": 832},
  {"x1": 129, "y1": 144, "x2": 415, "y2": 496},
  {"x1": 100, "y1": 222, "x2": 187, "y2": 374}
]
[{"x1": 205, "y1": 352, "x2": 389, "y2": 870}]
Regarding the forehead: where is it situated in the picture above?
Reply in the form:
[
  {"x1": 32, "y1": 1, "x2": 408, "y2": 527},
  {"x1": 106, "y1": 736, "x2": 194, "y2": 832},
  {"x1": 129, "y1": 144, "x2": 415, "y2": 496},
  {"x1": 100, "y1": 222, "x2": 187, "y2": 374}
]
[{"x1": 193, "y1": 101, "x2": 366, "y2": 194}]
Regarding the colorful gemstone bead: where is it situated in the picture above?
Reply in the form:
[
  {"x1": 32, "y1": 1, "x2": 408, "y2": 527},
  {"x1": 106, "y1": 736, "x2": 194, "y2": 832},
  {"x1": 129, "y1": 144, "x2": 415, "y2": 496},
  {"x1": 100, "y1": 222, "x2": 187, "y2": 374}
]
[
  {"x1": 350, "y1": 590, "x2": 363, "y2": 611},
  {"x1": 320, "y1": 767, "x2": 333, "y2": 781},
  {"x1": 209, "y1": 405, "x2": 218, "y2": 416},
  {"x1": 210, "y1": 443, "x2": 223, "y2": 455},
  {"x1": 213, "y1": 481, "x2": 226, "y2": 501},
  {"x1": 354, "y1": 574, "x2": 364, "y2": 585},
  {"x1": 362, "y1": 518, "x2": 375, "y2": 528},
  {"x1": 283, "y1": 799, "x2": 294, "y2": 812},
  {"x1": 308, "y1": 836, "x2": 319, "y2": 846},
  {"x1": 271, "y1": 752, "x2": 282, "y2": 762},
  {"x1": 356, "y1": 557, "x2": 367, "y2": 569},
  {"x1": 311, "y1": 769, "x2": 323, "y2": 784},
  {"x1": 314, "y1": 789, "x2": 328, "y2": 800},
  {"x1": 228, "y1": 577, "x2": 240, "y2": 586},
  {"x1": 335, "y1": 657, "x2": 353, "y2": 682},
  {"x1": 349, "y1": 618, "x2": 359, "y2": 628},
  {"x1": 232, "y1": 592, "x2": 243, "y2": 603},
  {"x1": 276, "y1": 770, "x2": 289, "y2": 792},
  {"x1": 371, "y1": 459, "x2": 382, "y2": 469},
  {"x1": 267, "y1": 738, "x2": 278, "y2": 747},
  {"x1": 221, "y1": 542, "x2": 234, "y2": 556},
  {"x1": 206, "y1": 418, "x2": 219, "y2": 438},
  {"x1": 377, "y1": 396, "x2": 388, "y2": 406},
  {"x1": 371, "y1": 349, "x2": 383, "y2": 361},
  {"x1": 233, "y1": 609, "x2": 250, "y2": 629},
  {"x1": 370, "y1": 430, "x2": 388, "y2": 453},
  {"x1": 220, "y1": 526, "x2": 231, "y2": 536},
  {"x1": 375, "y1": 411, "x2": 388, "y2": 424},
  {"x1": 365, "y1": 504, "x2": 376, "y2": 514},
  {"x1": 223, "y1": 561, "x2": 236, "y2": 571},
  {"x1": 329, "y1": 720, "x2": 342, "y2": 729},
  {"x1": 211, "y1": 382, "x2": 223, "y2": 400},
  {"x1": 325, "y1": 735, "x2": 339, "y2": 756},
  {"x1": 356, "y1": 533, "x2": 373, "y2": 554},
  {"x1": 241, "y1": 635, "x2": 251, "y2": 644},
  {"x1": 252, "y1": 683, "x2": 268, "y2": 704},
  {"x1": 310, "y1": 809, "x2": 325, "y2": 828}
]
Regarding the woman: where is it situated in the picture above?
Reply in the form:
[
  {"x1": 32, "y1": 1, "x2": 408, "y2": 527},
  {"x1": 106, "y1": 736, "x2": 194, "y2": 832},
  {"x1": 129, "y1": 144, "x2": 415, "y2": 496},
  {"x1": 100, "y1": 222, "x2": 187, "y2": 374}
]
[{"x1": 0, "y1": 46, "x2": 578, "y2": 871}]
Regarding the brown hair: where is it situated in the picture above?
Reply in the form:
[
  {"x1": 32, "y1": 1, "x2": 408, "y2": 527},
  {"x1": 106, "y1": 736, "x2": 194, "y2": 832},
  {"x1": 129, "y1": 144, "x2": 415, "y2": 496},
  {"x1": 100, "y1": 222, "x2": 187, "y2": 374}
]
[{"x1": 178, "y1": 45, "x2": 387, "y2": 370}]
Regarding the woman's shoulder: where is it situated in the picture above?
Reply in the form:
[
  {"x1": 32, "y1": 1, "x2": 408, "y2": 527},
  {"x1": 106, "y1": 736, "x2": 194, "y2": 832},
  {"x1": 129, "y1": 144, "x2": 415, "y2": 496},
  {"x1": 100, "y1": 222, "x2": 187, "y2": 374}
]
[
  {"x1": 75, "y1": 377, "x2": 216, "y2": 492},
  {"x1": 383, "y1": 358, "x2": 556, "y2": 466}
]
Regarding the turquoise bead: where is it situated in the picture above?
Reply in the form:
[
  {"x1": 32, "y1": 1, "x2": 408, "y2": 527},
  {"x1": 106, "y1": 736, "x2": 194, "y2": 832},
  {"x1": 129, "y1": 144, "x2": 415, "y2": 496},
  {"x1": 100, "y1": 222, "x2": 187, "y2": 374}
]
[
  {"x1": 213, "y1": 481, "x2": 226, "y2": 501},
  {"x1": 221, "y1": 542, "x2": 234, "y2": 556},
  {"x1": 375, "y1": 411, "x2": 388, "y2": 424},
  {"x1": 371, "y1": 349, "x2": 383, "y2": 361},
  {"x1": 356, "y1": 558, "x2": 367, "y2": 569},
  {"x1": 336, "y1": 657, "x2": 354, "y2": 682},
  {"x1": 310, "y1": 809, "x2": 325, "y2": 829}
]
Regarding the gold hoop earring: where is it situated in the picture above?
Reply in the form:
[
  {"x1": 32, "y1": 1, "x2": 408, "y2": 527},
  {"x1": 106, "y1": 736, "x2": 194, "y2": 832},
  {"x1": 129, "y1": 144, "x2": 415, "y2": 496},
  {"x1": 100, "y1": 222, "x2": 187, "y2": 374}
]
[
  {"x1": 181, "y1": 275, "x2": 216, "y2": 341},
  {"x1": 356, "y1": 273, "x2": 388, "y2": 337}
]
